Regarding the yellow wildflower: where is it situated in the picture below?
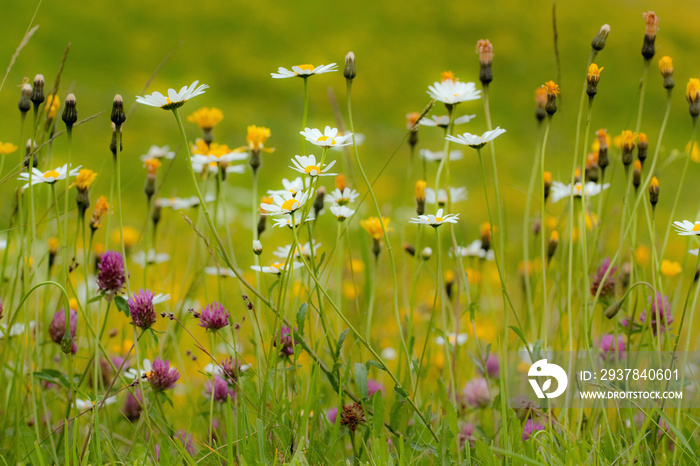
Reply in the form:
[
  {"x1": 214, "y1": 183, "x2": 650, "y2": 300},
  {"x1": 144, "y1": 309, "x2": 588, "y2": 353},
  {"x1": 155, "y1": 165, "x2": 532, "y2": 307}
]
[
  {"x1": 660, "y1": 260, "x2": 682, "y2": 277},
  {"x1": 187, "y1": 107, "x2": 223, "y2": 130}
]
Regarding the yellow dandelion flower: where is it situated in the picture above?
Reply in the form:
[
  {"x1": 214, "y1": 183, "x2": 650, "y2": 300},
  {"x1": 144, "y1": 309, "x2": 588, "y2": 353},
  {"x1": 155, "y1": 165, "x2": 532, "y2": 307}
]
[
  {"x1": 360, "y1": 217, "x2": 391, "y2": 240},
  {"x1": 348, "y1": 258, "x2": 365, "y2": 274},
  {"x1": 620, "y1": 130, "x2": 638, "y2": 152},
  {"x1": 592, "y1": 129, "x2": 611, "y2": 152},
  {"x1": 658, "y1": 56, "x2": 673, "y2": 76},
  {"x1": 69, "y1": 298, "x2": 78, "y2": 310},
  {"x1": 246, "y1": 125, "x2": 272, "y2": 151},
  {"x1": 543, "y1": 80, "x2": 559, "y2": 97},
  {"x1": 587, "y1": 63, "x2": 603, "y2": 78},
  {"x1": 93, "y1": 242, "x2": 105, "y2": 256},
  {"x1": 45, "y1": 94, "x2": 61, "y2": 120},
  {"x1": 585, "y1": 212, "x2": 598, "y2": 230},
  {"x1": 635, "y1": 245, "x2": 650, "y2": 265},
  {"x1": 686, "y1": 141, "x2": 700, "y2": 162},
  {"x1": 187, "y1": 107, "x2": 223, "y2": 130},
  {"x1": 415, "y1": 180, "x2": 427, "y2": 201},
  {"x1": 342, "y1": 281, "x2": 358, "y2": 299},
  {"x1": 660, "y1": 260, "x2": 682, "y2": 277},
  {"x1": 686, "y1": 78, "x2": 700, "y2": 104},
  {"x1": 466, "y1": 267, "x2": 481, "y2": 285},
  {"x1": 0, "y1": 142, "x2": 18, "y2": 156},
  {"x1": 48, "y1": 237, "x2": 59, "y2": 253},
  {"x1": 441, "y1": 71, "x2": 457, "y2": 82},
  {"x1": 335, "y1": 174, "x2": 347, "y2": 191},
  {"x1": 70, "y1": 169, "x2": 97, "y2": 192},
  {"x1": 111, "y1": 227, "x2": 139, "y2": 248},
  {"x1": 534, "y1": 87, "x2": 547, "y2": 108},
  {"x1": 406, "y1": 112, "x2": 421, "y2": 130},
  {"x1": 144, "y1": 157, "x2": 161, "y2": 176}
]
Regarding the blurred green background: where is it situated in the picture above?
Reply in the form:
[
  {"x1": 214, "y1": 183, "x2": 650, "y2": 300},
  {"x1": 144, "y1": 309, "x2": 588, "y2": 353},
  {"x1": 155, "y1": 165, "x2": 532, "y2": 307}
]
[{"x1": 1, "y1": 0, "x2": 699, "y2": 260}]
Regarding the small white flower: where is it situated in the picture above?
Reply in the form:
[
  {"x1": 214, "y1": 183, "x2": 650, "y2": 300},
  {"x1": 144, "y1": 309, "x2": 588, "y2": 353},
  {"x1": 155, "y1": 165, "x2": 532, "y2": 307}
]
[
  {"x1": 267, "y1": 177, "x2": 310, "y2": 196},
  {"x1": 674, "y1": 221, "x2": 700, "y2": 236},
  {"x1": 18, "y1": 164, "x2": 81, "y2": 189},
  {"x1": 689, "y1": 249, "x2": 699, "y2": 256},
  {"x1": 330, "y1": 205, "x2": 355, "y2": 221},
  {"x1": 425, "y1": 187, "x2": 468, "y2": 205},
  {"x1": 446, "y1": 127, "x2": 507, "y2": 149},
  {"x1": 250, "y1": 261, "x2": 304, "y2": 275},
  {"x1": 435, "y1": 333, "x2": 468, "y2": 346},
  {"x1": 381, "y1": 347, "x2": 397, "y2": 361},
  {"x1": 204, "y1": 266, "x2": 236, "y2": 278},
  {"x1": 427, "y1": 80, "x2": 481, "y2": 105},
  {"x1": 331, "y1": 133, "x2": 364, "y2": 150},
  {"x1": 135, "y1": 81, "x2": 208, "y2": 110},
  {"x1": 420, "y1": 247, "x2": 433, "y2": 259},
  {"x1": 193, "y1": 160, "x2": 245, "y2": 175},
  {"x1": 419, "y1": 114, "x2": 476, "y2": 128},
  {"x1": 191, "y1": 150, "x2": 247, "y2": 165},
  {"x1": 300, "y1": 126, "x2": 353, "y2": 148},
  {"x1": 158, "y1": 194, "x2": 216, "y2": 210},
  {"x1": 125, "y1": 359, "x2": 152, "y2": 380},
  {"x1": 271, "y1": 215, "x2": 315, "y2": 229},
  {"x1": 132, "y1": 249, "x2": 170, "y2": 268},
  {"x1": 326, "y1": 188, "x2": 359, "y2": 206},
  {"x1": 260, "y1": 190, "x2": 312, "y2": 216},
  {"x1": 290, "y1": 154, "x2": 337, "y2": 177},
  {"x1": 452, "y1": 240, "x2": 494, "y2": 261},
  {"x1": 273, "y1": 242, "x2": 321, "y2": 259},
  {"x1": 253, "y1": 240, "x2": 263, "y2": 255},
  {"x1": 271, "y1": 63, "x2": 337, "y2": 79},
  {"x1": 140, "y1": 145, "x2": 175, "y2": 161},
  {"x1": 0, "y1": 321, "x2": 36, "y2": 339},
  {"x1": 75, "y1": 396, "x2": 117, "y2": 410},
  {"x1": 419, "y1": 149, "x2": 463, "y2": 162},
  {"x1": 549, "y1": 181, "x2": 609, "y2": 203},
  {"x1": 409, "y1": 208, "x2": 460, "y2": 227}
]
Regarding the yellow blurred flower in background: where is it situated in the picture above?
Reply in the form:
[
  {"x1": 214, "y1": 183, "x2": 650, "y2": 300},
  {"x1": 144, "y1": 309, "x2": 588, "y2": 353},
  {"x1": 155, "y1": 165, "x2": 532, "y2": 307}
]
[{"x1": 661, "y1": 260, "x2": 682, "y2": 277}]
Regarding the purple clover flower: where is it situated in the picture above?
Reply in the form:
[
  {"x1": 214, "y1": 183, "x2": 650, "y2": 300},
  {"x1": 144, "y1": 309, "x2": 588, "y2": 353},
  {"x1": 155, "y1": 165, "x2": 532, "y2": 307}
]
[
  {"x1": 591, "y1": 257, "x2": 616, "y2": 299},
  {"x1": 97, "y1": 251, "x2": 126, "y2": 300},
  {"x1": 462, "y1": 377, "x2": 491, "y2": 408},
  {"x1": 147, "y1": 358, "x2": 179, "y2": 391},
  {"x1": 522, "y1": 419, "x2": 545, "y2": 441},
  {"x1": 129, "y1": 289, "x2": 156, "y2": 329},
  {"x1": 274, "y1": 327, "x2": 296, "y2": 358},
  {"x1": 48, "y1": 308, "x2": 77, "y2": 354},
  {"x1": 199, "y1": 301, "x2": 230, "y2": 331},
  {"x1": 205, "y1": 375, "x2": 236, "y2": 403},
  {"x1": 640, "y1": 293, "x2": 673, "y2": 335},
  {"x1": 599, "y1": 334, "x2": 625, "y2": 360}
]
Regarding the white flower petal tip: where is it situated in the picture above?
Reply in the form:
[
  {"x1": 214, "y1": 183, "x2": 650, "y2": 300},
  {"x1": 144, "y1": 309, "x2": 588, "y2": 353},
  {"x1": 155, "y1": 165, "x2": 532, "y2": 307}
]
[
  {"x1": 135, "y1": 81, "x2": 208, "y2": 110},
  {"x1": 446, "y1": 127, "x2": 506, "y2": 149}
]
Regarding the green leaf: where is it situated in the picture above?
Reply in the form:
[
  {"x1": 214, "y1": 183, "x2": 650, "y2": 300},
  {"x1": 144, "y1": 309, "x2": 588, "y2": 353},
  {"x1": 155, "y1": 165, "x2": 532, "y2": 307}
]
[
  {"x1": 296, "y1": 303, "x2": 308, "y2": 335},
  {"x1": 354, "y1": 363, "x2": 368, "y2": 399},
  {"x1": 389, "y1": 397, "x2": 410, "y2": 434},
  {"x1": 88, "y1": 294, "x2": 103, "y2": 304},
  {"x1": 393, "y1": 384, "x2": 409, "y2": 398},
  {"x1": 115, "y1": 295, "x2": 130, "y2": 317},
  {"x1": 372, "y1": 389, "x2": 385, "y2": 434},
  {"x1": 367, "y1": 359, "x2": 386, "y2": 371},
  {"x1": 335, "y1": 329, "x2": 349, "y2": 360},
  {"x1": 508, "y1": 325, "x2": 529, "y2": 348}
]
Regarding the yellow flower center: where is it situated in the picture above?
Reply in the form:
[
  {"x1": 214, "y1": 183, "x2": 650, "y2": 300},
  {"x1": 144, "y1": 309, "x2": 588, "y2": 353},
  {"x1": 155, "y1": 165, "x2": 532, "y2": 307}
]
[
  {"x1": 305, "y1": 165, "x2": 321, "y2": 175},
  {"x1": 296, "y1": 64, "x2": 315, "y2": 72},
  {"x1": 435, "y1": 217, "x2": 444, "y2": 223},
  {"x1": 575, "y1": 185, "x2": 583, "y2": 195},
  {"x1": 692, "y1": 223, "x2": 700, "y2": 232},
  {"x1": 44, "y1": 170, "x2": 59, "y2": 179},
  {"x1": 270, "y1": 262, "x2": 285, "y2": 272},
  {"x1": 317, "y1": 135, "x2": 335, "y2": 145},
  {"x1": 166, "y1": 97, "x2": 172, "y2": 104},
  {"x1": 281, "y1": 199, "x2": 300, "y2": 212}
]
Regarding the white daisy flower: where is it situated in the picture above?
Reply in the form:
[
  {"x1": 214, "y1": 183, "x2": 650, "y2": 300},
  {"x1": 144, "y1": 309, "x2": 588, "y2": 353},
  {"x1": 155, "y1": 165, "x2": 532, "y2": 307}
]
[
  {"x1": 381, "y1": 347, "x2": 397, "y2": 361},
  {"x1": 326, "y1": 188, "x2": 360, "y2": 206},
  {"x1": 419, "y1": 149, "x2": 463, "y2": 162},
  {"x1": 135, "y1": 81, "x2": 208, "y2": 110},
  {"x1": 689, "y1": 249, "x2": 699, "y2": 256},
  {"x1": 158, "y1": 194, "x2": 216, "y2": 210},
  {"x1": 427, "y1": 80, "x2": 481, "y2": 105},
  {"x1": 140, "y1": 145, "x2": 175, "y2": 161},
  {"x1": 132, "y1": 249, "x2": 170, "y2": 268},
  {"x1": 75, "y1": 396, "x2": 117, "y2": 410},
  {"x1": 299, "y1": 126, "x2": 353, "y2": 148},
  {"x1": 420, "y1": 114, "x2": 476, "y2": 128},
  {"x1": 446, "y1": 127, "x2": 507, "y2": 149},
  {"x1": 435, "y1": 332, "x2": 468, "y2": 346},
  {"x1": 204, "y1": 266, "x2": 236, "y2": 278},
  {"x1": 203, "y1": 362, "x2": 250, "y2": 376},
  {"x1": 674, "y1": 221, "x2": 700, "y2": 236},
  {"x1": 290, "y1": 154, "x2": 337, "y2": 177},
  {"x1": 250, "y1": 261, "x2": 304, "y2": 275},
  {"x1": 260, "y1": 190, "x2": 312, "y2": 216},
  {"x1": 271, "y1": 215, "x2": 315, "y2": 229},
  {"x1": 273, "y1": 242, "x2": 321, "y2": 259},
  {"x1": 425, "y1": 187, "x2": 468, "y2": 205},
  {"x1": 125, "y1": 359, "x2": 152, "y2": 380},
  {"x1": 330, "y1": 205, "x2": 355, "y2": 221},
  {"x1": 267, "y1": 177, "x2": 310, "y2": 196},
  {"x1": 271, "y1": 63, "x2": 337, "y2": 79},
  {"x1": 18, "y1": 164, "x2": 81, "y2": 189},
  {"x1": 409, "y1": 208, "x2": 460, "y2": 227},
  {"x1": 191, "y1": 150, "x2": 247, "y2": 165},
  {"x1": 192, "y1": 160, "x2": 245, "y2": 176},
  {"x1": 0, "y1": 321, "x2": 36, "y2": 339},
  {"x1": 549, "y1": 181, "x2": 609, "y2": 203},
  {"x1": 452, "y1": 240, "x2": 495, "y2": 261}
]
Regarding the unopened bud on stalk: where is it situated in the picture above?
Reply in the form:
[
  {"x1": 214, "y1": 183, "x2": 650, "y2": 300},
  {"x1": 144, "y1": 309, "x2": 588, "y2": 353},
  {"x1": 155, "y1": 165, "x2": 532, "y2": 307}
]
[
  {"x1": 547, "y1": 231, "x2": 559, "y2": 261},
  {"x1": 445, "y1": 270, "x2": 455, "y2": 300},
  {"x1": 143, "y1": 158, "x2": 160, "y2": 203},
  {"x1": 48, "y1": 237, "x2": 59, "y2": 270},
  {"x1": 30, "y1": 74, "x2": 45, "y2": 108},
  {"x1": 403, "y1": 243, "x2": 415, "y2": 257},
  {"x1": 480, "y1": 223, "x2": 492, "y2": 252},
  {"x1": 110, "y1": 122, "x2": 123, "y2": 158},
  {"x1": 372, "y1": 238, "x2": 381, "y2": 259},
  {"x1": 152, "y1": 201, "x2": 162, "y2": 227},
  {"x1": 335, "y1": 174, "x2": 347, "y2": 191},
  {"x1": 62, "y1": 93, "x2": 77, "y2": 131},
  {"x1": 476, "y1": 39, "x2": 493, "y2": 86},
  {"x1": 543, "y1": 81, "x2": 559, "y2": 116},
  {"x1": 420, "y1": 247, "x2": 432, "y2": 261},
  {"x1": 637, "y1": 133, "x2": 648, "y2": 164},
  {"x1": 586, "y1": 64, "x2": 603, "y2": 98},
  {"x1": 659, "y1": 56, "x2": 674, "y2": 90},
  {"x1": 313, "y1": 186, "x2": 326, "y2": 218},
  {"x1": 406, "y1": 112, "x2": 420, "y2": 148},
  {"x1": 641, "y1": 11, "x2": 659, "y2": 60},
  {"x1": 532, "y1": 218, "x2": 541, "y2": 236},
  {"x1": 620, "y1": 130, "x2": 637, "y2": 167},
  {"x1": 591, "y1": 24, "x2": 611, "y2": 51},
  {"x1": 633, "y1": 160, "x2": 642, "y2": 190},
  {"x1": 604, "y1": 300, "x2": 623, "y2": 319},
  {"x1": 24, "y1": 139, "x2": 37, "y2": 169},
  {"x1": 534, "y1": 88, "x2": 546, "y2": 123},
  {"x1": 18, "y1": 81, "x2": 32, "y2": 114},
  {"x1": 344, "y1": 51, "x2": 356, "y2": 80},
  {"x1": 252, "y1": 240, "x2": 263, "y2": 255},
  {"x1": 597, "y1": 129, "x2": 610, "y2": 173},
  {"x1": 111, "y1": 94, "x2": 126, "y2": 127},
  {"x1": 415, "y1": 180, "x2": 426, "y2": 215},
  {"x1": 543, "y1": 171, "x2": 552, "y2": 202},
  {"x1": 686, "y1": 78, "x2": 700, "y2": 118},
  {"x1": 649, "y1": 176, "x2": 659, "y2": 208},
  {"x1": 585, "y1": 153, "x2": 600, "y2": 183}
]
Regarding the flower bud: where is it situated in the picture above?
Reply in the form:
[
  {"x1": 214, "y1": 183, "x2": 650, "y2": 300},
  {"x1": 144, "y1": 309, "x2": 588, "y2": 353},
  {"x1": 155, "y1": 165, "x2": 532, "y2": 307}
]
[
  {"x1": 24, "y1": 139, "x2": 37, "y2": 169},
  {"x1": 586, "y1": 64, "x2": 603, "y2": 98},
  {"x1": 445, "y1": 270, "x2": 455, "y2": 299},
  {"x1": 480, "y1": 223, "x2": 492, "y2": 252},
  {"x1": 620, "y1": 130, "x2": 637, "y2": 167},
  {"x1": 547, "y1": 231, "x2": 559, "y2": 262},
  {"x1": 415, "y1": 180, "x2": 426, "y2": 215},
  {"x1": 637, "y1": 133, "x2": 648, "y2": 164},
  {"x1": 335, "y1": 174, "x2": 347, "y2": 192},
  {"x1": 111, "y1": 94, "x2": 126, "y2": 127},
  {"x1": 18, "y1": 82, "x2": 32, "y2": 114},
  {"x1": 252, "y1": 240, "x2": 263, "y2": 255},
  {"x1": 534, "y1": 88, "x2": 546, "y2": 122},
  {"x1": 633, "y1": 160, "x2": 642, "y2": 190},
  {"x1": 543, "y1": 81, "x2": 559, "y2": 116},
  {"x1": 152, "y1": 201, "x2": 162, "y2": 227},
  {"x1": 597, "y1": 129, "x2": 610, "y2": 173},
  {"x1": 110, "y1": 122, "x2": 123, "y2": 157},
  {"x1": 406, "y1": 112, "x2": 420, "y2": 148},
  {"x1": 641, "y1": 11, "x2": 658, "y2": 60},
  {"x1": 543, "y1": 171, "x2": 552, "y2": 201},
  {"x1": 659, "y1": 56, "x2": 674, "y2": 90},
  {"x1": 420, "y1": 247, "x2": 432, "y2": 261},
  {"x1": 343, "y1": 51, "x2": 356, "y2": 80},
  {"x1": 591, "y1": 24, "x2": 611, "y2": 51},
  {"x1": 62, "y1": 93, "x2": 78, "y2": 131},
  {"x1": 687, "y1": 78, "x2": 700, "y2": 118},
  {"x1": 604, "y1": 300, "x2": 623, "y2": 319},
  {"x1": 403, "y1": 243, "x2": 415, "y2": 256},
  {"x1": 476, "y1": 39, "x2": 493, "y2": 86},
  {"x1": 30, "y1": 74, "x2": 45, "y2": 108},
  {"x1": 313, "y1": 186, "x2": 326, "y2": 218},
  {"x1": 649, "y1": 176, "x2": 659, "y2": 207}
]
